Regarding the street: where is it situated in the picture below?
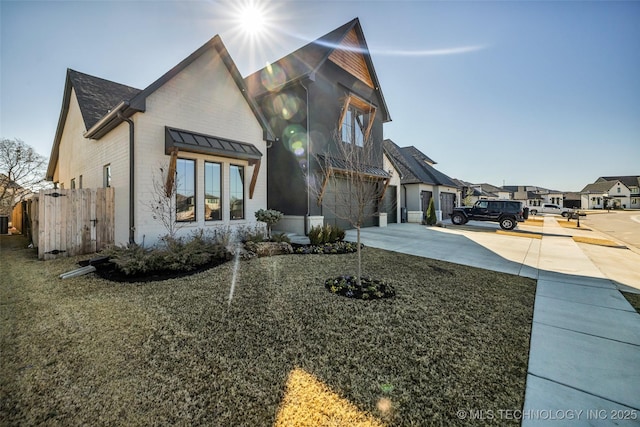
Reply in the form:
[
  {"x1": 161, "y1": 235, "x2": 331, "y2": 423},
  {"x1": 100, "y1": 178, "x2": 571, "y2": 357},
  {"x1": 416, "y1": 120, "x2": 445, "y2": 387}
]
[{"x1": 580, "y1": 210, "x2": 640, "y2": 250}]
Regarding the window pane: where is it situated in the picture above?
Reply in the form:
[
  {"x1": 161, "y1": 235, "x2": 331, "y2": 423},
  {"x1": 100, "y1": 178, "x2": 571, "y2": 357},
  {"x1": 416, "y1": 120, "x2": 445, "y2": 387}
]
[
  {"x1": 342, "y1": 109, "x2": 353, "y2": 143},
  {"x1": 176, "y1": 158, "x2": 196, "y2": 222},
  {"x1": 103, "y1": 165, "x2": 111, "y2": 188},
  {"x1": 205, "y1": 162, "x2": 222, "y2": 221},
  {"x1": 230, "y1": 165, "x2": 244, "y2": 220},
  {"x1": 354, "y1": 111, "x2": 365, "y2": 147}
]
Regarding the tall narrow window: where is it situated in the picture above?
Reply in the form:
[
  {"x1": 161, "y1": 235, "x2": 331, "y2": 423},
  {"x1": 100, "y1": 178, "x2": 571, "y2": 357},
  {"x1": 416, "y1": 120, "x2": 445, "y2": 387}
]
[
  {"x1": 230, "y1": 165, "x2": 244, "y2": 220},
  {"x1": 341, "y1": 106, "x2": 366, "y2": 147},
  {"x1": 339, "y1": 95, "x2": 375, "y2": 147},
  {"x1": 79, "y1": 175, "x2": 83, "y2": 189},
  {"x1": 176, "y1": 158, "x2": 196, "y2": 222},
  {"x1": 103, "y1": 165, "x2": 111, "y2": 188},
  {"x1": 205, "y1": 162, "x2": 222, "y2": 221},
  {"x1": 70, "y1": 178, "x2": 76, "y2": 189}
]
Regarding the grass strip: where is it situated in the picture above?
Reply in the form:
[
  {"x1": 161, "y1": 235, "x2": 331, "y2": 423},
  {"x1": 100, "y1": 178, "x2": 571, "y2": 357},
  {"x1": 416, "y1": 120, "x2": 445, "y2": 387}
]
[
  {"x1": 497, "y1": 230, "x2": 542, "y2": 239},
  {"x1": 555, "y1": 221, "x2": 591, "y2": 231},
  {"x1": 572, "y1": 236, "x2": 626, "y2": 248}
]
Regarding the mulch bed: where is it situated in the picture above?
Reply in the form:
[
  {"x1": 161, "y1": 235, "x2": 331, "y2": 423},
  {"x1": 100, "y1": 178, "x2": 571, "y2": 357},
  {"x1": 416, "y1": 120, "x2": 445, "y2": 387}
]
[{"x1": 83, "y1": 259, "x2": 229, "y2": 283}]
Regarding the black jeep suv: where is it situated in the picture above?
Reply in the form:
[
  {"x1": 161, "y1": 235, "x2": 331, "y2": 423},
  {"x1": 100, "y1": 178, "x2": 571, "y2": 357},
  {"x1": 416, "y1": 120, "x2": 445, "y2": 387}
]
[{"x1": 450, "y1": 200, "x2": 529, "y2": 230}]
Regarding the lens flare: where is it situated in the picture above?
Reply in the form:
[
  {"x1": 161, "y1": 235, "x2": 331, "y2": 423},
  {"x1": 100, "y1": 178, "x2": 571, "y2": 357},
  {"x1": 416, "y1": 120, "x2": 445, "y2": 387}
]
[
  {"x1": 271, "y1": 93, "x2": 303, "y2": 120},
  {"x1": 261, "y1": 62, "x2": 287, "y2": 91},
  {"x1": 282, "y1": 124, "x2": 307, "y2": 157}
]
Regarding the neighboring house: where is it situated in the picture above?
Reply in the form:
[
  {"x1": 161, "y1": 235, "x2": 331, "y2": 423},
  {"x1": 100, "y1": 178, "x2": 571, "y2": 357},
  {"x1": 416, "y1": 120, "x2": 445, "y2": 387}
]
[
  {"x1": 563, "y1": 192, "x2": 582, "y2": 209},
  {"x1": 580, "y1": 177, "x2": 635, "y2": 209},
  {"x1": 383, "y1": 139, "x2": 459, "y2": 222},
  {"x1": 595, "y1": 176, "x2": 640, "y2": 209},
  {"x1": 245, "y1": 18, "x2": 399, "y2": 233},
  {"x1": 46, "y1": 36, "x2": 275, "y2": 245},
  {"x1": 454, "y1": 179, "x2": 512, "y2": 206},
  {"x1": 504, "y1": 185, "x2": 565, "y2": 207}
]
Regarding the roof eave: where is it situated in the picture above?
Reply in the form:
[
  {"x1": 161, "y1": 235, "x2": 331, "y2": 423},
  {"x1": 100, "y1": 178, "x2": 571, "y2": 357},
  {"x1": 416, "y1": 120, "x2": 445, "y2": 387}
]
[{"x1": 46, "y1": 70, "x2": 74, "y2": 181}]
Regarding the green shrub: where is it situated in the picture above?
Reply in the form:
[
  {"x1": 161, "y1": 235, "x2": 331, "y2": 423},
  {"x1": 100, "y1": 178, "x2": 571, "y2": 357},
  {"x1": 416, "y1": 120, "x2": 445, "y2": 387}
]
[
  {"x1": 103, "y1": 243, "x2": 161, "y2": 276},
  {"x1": 425, "y1": 197, "x2": 437, "y2": 226},
  {"x1": 308, "y1": 224, "x2": 345, "y2": 245},
  {"x1": 104, "y1": 230, "x2": 231, "y2": 276},
  {"x1": 270, "y1": 232, "x2": 291, "y2": 243},
  {"x1": 308, "y1": 225, "x2": 324, "y2": 245}
]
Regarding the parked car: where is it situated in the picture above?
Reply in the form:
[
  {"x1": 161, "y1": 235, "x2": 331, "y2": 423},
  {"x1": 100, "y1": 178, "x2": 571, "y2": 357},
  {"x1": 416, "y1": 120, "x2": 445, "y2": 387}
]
[
  {"x1": 450, "y1": 200, "x2": 529, "y2": 230},
  {"x1": 529, "y1": 203, "x2": 573, "y2": 217}
]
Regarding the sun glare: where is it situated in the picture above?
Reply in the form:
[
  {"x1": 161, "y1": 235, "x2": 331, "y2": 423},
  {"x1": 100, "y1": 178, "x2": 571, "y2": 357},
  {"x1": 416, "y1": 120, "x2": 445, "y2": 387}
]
[{"x1": 237, "y1": 2, "x2": 268, "y2": 37}]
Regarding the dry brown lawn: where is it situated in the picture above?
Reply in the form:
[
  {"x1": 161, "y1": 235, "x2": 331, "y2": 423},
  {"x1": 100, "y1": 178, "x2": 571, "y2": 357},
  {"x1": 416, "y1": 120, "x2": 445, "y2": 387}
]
[{"x1": 1, "y1": 235, "x2": 536, "y2": 426}]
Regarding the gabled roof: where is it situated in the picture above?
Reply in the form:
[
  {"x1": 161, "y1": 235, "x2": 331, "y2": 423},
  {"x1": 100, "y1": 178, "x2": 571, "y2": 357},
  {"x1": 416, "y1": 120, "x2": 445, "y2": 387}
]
[
  {"x1": 477, "y1": 183, "x2": 510, "y2": 194},
  {"x1": 401, "y1": 146, "x2": 436, "y2": 165},
  {"x1": 581, "y1": 180, "x2": 623, "y2": 193},
  {"x1": 68, "y1": 70, "x2": 142, "y2": 131},
  {"x1": 596, "y1": 176, "x2": 640, "y2": 189},
  {"x1": 244, "y1": 18, "x2": 391, "y2": 122},
  {"x1": 383, "y1": 139, "x2": 458, "y2": 187},
  {"x1": 47, "y1": 35, "x2": 275, "y2": 180}
]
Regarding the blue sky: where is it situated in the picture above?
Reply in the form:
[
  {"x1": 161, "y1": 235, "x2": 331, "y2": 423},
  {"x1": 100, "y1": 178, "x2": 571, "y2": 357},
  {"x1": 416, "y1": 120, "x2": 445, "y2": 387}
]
[{"x1": 1, "y1": 0, "x2": 639, "y2": 192}]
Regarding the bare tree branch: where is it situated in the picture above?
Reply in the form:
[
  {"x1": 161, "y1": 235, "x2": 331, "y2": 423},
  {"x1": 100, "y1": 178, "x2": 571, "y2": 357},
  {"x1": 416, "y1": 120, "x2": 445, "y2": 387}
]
[
  {"x1": 0, "y1": 138, "x2": 48, "y2": 215},
  {"x1": 309, "y1": 132, "x2": 392, "y2": 285}
]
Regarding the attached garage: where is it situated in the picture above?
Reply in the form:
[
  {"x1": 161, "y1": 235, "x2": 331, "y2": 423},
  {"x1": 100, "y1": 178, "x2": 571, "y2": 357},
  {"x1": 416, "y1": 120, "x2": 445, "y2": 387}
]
[
  {"x1": 440, "y1": 192, "x2": 456, "y2": 220},
  {"x1": 384, "y1": 185, "x2": 397, "y2": 223},
  {"x1": 322, "y1": 177, "x2": 378, "y2": 229}
]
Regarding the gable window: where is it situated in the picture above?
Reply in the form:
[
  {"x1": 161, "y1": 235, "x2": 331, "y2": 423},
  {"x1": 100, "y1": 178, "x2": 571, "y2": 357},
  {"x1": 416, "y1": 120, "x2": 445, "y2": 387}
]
[
  {"x1": 230, "y1": 165, "x2": 244, "y2": 220},
  {"x1": 176, "y1": 158, "x2": 196, "y2": 222},
  {"x1": 103, "y1": 165, "x2": 111, "y2": 188},
  {"x1": 205, "y1": 161, "x2": 222, "y2": 221},
  {"x1": 338, "y1": 95, "x2": 376, "y2": 147}
]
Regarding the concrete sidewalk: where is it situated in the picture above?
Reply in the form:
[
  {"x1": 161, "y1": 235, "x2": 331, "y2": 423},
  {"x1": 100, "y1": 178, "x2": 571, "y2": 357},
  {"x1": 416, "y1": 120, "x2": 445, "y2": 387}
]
[
  {"x1": 523, "y1": 217, "x2": 640, "y2": 426},
  {"x1": 345, "y1": 220, "x2": 640, "y2": 425}
]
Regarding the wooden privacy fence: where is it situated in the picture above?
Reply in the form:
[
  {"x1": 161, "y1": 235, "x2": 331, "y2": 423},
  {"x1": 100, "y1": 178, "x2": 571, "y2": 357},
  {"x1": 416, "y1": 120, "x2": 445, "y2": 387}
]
[{"x1": 28, "y1": 188, "x2": 114, "y2": 260}]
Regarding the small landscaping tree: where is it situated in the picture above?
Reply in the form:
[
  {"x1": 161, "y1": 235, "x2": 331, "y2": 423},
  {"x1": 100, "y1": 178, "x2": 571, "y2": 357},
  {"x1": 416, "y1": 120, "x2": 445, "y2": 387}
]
[
  {"x1": 254, "y1": 209, "x2": 283, "y2": 239},
  {"x1": 144, "y1": 161, "x2": 183, "y2": 239},
  {"x1": 309, "y1": 132, "x2": 393, "y2": 288},
  {"x1": 425, "y1": 197, "x2": 437, "y2": 226}
]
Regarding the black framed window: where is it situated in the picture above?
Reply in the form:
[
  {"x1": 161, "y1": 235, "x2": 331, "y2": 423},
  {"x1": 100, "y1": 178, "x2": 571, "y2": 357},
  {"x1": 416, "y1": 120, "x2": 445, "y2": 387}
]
[
  {"x1": 229, "y1": 165, "x2": 244, "y2": 220},
  {"x1": 341, "y1": 106, "x2": 366, "y2": 147},
  {"x1": 103, "y1": 165, "x2": 111, "y2": 188},
  {"x1": 176, "y1": 158, "x2": 196, "y2": 222},
  {"x1": 205, "y1": 161, "x2": 222, "y2": 221}
]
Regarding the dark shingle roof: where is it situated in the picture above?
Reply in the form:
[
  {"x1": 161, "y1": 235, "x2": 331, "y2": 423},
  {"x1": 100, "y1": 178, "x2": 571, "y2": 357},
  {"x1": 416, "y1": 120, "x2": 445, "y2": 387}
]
[
  {"x1": 581, "y1": 181, "x2": 621, "y2": 193},
  {"x1": 383, "y1": 139, "x2": 458, "y2": 187},
  {"x1": 68, "y1": 69, "x2": 141, "y2": 130},
  {"x1": 596, "y1": 176, "x2": 640, "y2": 189}
]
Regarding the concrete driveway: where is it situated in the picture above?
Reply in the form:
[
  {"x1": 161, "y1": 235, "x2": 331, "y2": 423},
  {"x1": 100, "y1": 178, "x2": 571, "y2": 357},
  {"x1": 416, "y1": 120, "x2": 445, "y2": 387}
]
[{"x1": 345, "y1": 219, "x2": 640, "y2": 425}]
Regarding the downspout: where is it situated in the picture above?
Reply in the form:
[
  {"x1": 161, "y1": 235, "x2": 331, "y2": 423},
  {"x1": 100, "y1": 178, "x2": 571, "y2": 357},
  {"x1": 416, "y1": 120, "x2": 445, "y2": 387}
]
[
  {"x1": 300, "y1": 80, "x2": 311, "y2": 235},
  {"x1": 118, "y1": 112, "x2": 135, "y2": 244}
]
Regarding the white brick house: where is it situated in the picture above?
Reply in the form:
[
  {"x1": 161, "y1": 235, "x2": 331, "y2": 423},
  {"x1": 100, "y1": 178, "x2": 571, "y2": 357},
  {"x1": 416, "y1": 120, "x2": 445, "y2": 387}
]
[{"x1": 46, "y1": 36, "x2": 275, "y2": 246}]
